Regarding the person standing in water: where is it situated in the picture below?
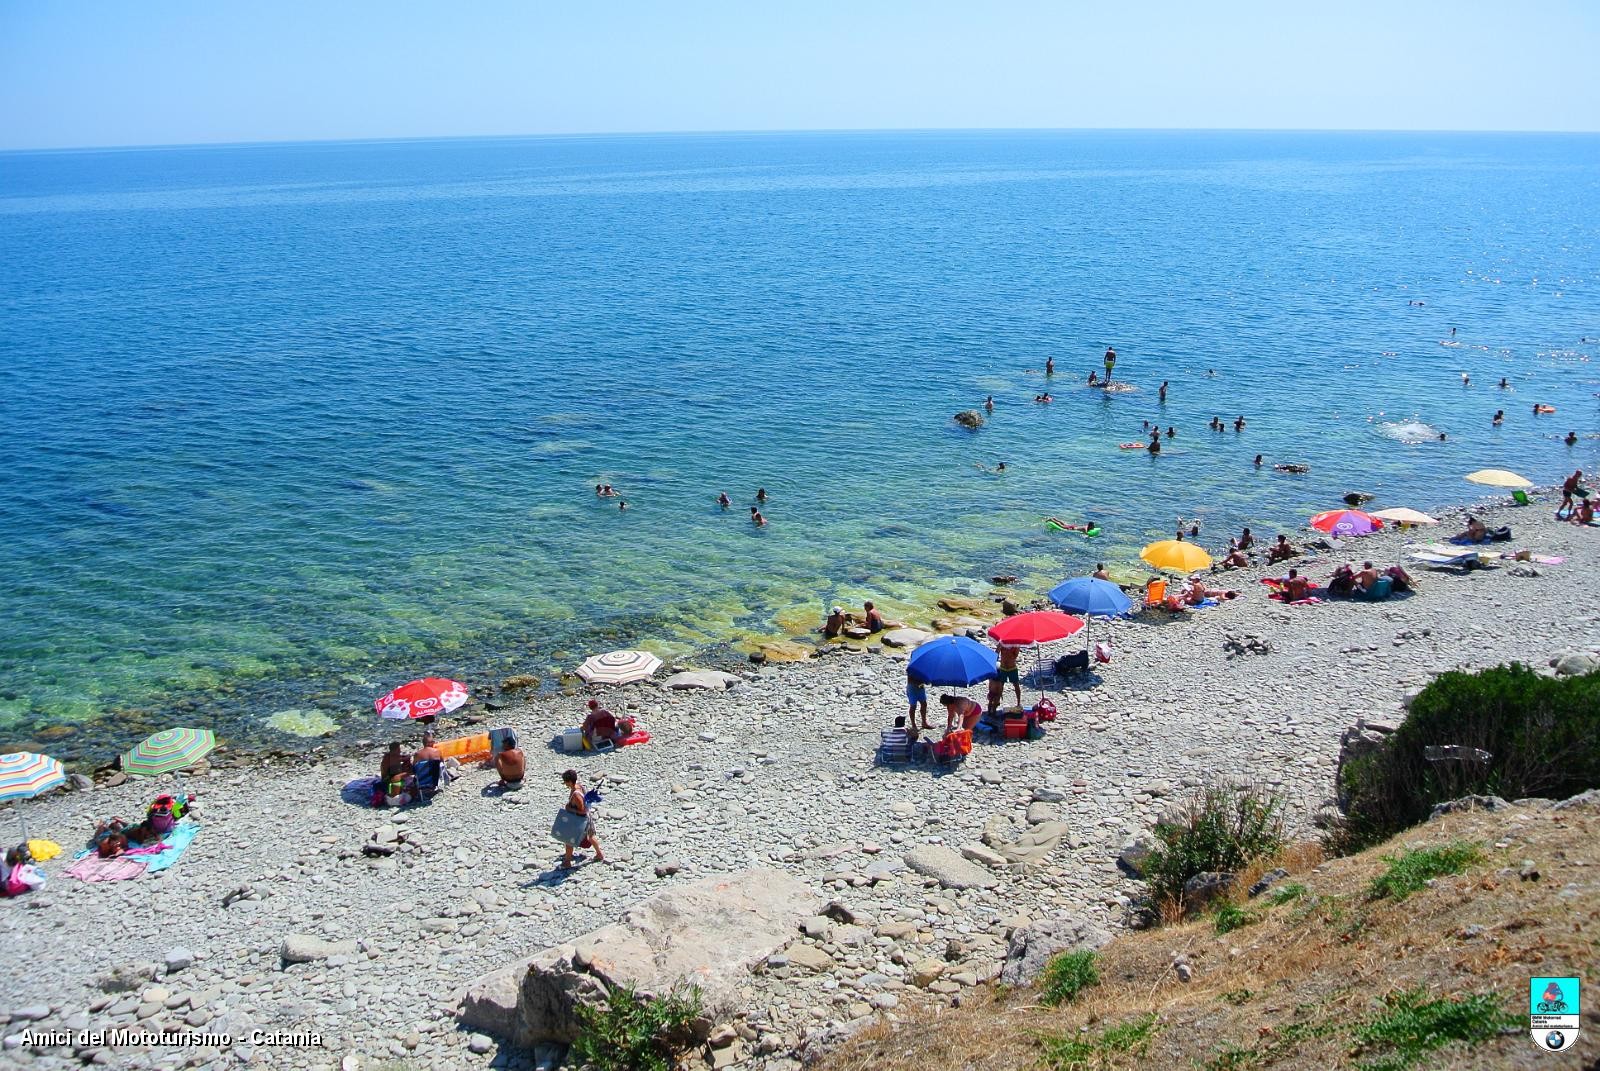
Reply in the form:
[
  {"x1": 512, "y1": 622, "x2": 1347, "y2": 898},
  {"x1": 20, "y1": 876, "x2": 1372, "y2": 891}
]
[
  {"x1": 1103, "y1": 347, "x2": 1117, "y2": 385},
  {"x1": 1045, "y1": 356, "x2": 1055, "y2": 376},
  {"x1": 1158, "y1": 380, "x2": 1168, "y2": 402},
  {"x1": 717, "y1": 492, "x2": 731, "y2": 508},
  {"x1": 750, "y1": 506, "x2": 767, "y2": 527},
  {"x1": 984, "y1": 396, "x2": 994, "y2": 412}
]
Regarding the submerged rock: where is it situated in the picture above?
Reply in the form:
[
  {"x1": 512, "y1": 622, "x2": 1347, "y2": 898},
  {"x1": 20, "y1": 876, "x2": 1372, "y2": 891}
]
[{"x1": 953, "y1": 410, "x2": 985, "y2": 429}]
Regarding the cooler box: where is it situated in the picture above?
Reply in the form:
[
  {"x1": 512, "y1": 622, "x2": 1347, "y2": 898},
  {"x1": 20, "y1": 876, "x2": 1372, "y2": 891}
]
[{"x1": 560, "y1": 729, "x2": 585, "y2": 752}]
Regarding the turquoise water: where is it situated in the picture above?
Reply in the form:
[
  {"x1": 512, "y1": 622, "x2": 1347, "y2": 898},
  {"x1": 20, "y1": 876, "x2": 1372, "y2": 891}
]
[{"x1": 2, "y1": 131, "x2": 1597, "y2": 759}]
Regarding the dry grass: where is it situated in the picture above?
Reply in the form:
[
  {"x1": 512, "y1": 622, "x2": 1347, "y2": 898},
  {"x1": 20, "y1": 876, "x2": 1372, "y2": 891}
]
[{"x1": 822, "y1": 799, "x2": 1600, "y2": 1071}]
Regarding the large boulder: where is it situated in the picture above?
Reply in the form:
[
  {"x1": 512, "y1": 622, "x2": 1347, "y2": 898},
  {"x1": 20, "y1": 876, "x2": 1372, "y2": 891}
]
[
  {"x1": 661, "y1": 670, "x2": 741, "y2": 691},
  {"x1": 999, "y1": 918, "x2": 1113, "y2": 985},
  {"x1": 456, "y1": 869, "x2": 818, "y2": 1047},
  {"x1": 879, "y1": 628, "x2": 933, "y2": 649},
  {"x1": 903, "y1": 845, "x2": 1000, "y2": 890}
]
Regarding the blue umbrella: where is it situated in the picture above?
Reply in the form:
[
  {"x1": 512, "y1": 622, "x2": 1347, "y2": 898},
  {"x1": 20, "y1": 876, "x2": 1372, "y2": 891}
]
[
  {"x1": 906, "y1": 636, "x2": 998, "y2": 686},
  {"x1": 1048, "y1": 577, "x2": 1133, "y2": 618}
]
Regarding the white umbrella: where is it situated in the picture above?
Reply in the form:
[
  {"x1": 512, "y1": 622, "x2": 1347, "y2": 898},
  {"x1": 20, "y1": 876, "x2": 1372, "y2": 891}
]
[
  {"x1": 1370, "y1": 507, "x2": 1438, "y2": 526},
  {"x1": 576, "y1": 650, "x2": 663, "y2": 685}
]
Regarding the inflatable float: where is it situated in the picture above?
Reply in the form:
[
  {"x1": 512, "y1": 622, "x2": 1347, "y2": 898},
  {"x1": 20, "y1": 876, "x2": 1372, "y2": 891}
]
[
  {"x1": 1118, "y1": 442, "x2": 1148, "y2": 450},
  {"x1": 1046, "y1": 518, "x2": 1101, "y2": 536}
]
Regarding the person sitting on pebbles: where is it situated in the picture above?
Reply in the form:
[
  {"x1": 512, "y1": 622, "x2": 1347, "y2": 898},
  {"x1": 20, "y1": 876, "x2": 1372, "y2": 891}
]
[
  {"x1": 493, "y1": 731, "x2": 525, "y2": 791},
  {"x1": 582, "y1": 699, "x2": 634, "y2": 749},
  {"x1": 1266, "y1": 534, "x2": 1299, "y2": 563},
  {"x1": 1221, "y1": 541, "x2": 1249, "y2": 569}
]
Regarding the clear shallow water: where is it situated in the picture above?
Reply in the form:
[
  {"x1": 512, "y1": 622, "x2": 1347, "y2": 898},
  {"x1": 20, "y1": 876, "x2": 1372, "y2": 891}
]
[{"x1": 2, "y1": 131, "x2": 1597, "y2": 759}]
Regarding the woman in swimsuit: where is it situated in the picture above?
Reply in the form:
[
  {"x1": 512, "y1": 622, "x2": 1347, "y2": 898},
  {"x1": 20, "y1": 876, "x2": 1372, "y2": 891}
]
[{"x1": 559, "y1": 770, "x2": 604, "y2": 869}]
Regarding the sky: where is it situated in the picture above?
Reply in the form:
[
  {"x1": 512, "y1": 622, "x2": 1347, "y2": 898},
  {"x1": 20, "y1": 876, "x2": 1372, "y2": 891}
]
[{"x1": 2, "y1": 1, "x2": 1598, "y2": 150}]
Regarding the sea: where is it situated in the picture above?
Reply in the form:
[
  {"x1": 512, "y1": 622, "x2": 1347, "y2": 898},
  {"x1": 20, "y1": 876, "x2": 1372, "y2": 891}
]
[{"x1": 2, "y1": 130, "x2": 1597, "y2": 759}]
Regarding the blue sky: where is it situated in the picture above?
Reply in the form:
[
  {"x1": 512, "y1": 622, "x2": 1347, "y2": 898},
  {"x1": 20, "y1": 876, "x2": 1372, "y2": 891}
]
[{"x1": 2, "y1": 1, "x2": 1597, "y2": 150}]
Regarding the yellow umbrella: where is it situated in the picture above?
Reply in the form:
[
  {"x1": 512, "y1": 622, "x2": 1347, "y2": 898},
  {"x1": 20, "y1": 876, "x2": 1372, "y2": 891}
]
[
  {"x1": 1140, "y1": 540, "x2": 1213, "y2": 572},
  {"x1": 1464, "y1": 469, "x2": 1532, "y2": 488},
  {"x1": 1370, "y1": 507, "x2": 1438, "y2": 526}
]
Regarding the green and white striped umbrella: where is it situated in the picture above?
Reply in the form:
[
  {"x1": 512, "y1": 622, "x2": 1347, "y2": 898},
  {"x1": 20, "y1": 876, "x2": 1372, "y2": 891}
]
[{"x1": 122, "y1": 727, "x2": 216, "y2": 777}]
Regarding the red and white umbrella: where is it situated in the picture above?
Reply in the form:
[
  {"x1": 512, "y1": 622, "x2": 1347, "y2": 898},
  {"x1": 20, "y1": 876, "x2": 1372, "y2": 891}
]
[
  {"x1": 374, "y1": 677, "x2": 470, "y2": 720},
  {"x1": 988, "y1": 611, "x2": 1085, "y2": 646}
]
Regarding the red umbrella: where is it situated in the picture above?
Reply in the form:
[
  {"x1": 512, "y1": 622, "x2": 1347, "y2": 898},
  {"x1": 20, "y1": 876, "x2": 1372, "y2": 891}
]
[
  {"x1": 988, "y1": 610, "x2": 1085, "y2": 646},
  {"x1": 374, "y1": 677, "x2": 470, "y2": 720},
  {"x1": 1309, "y1": 509, "x2": 1384, "y2": 537}
]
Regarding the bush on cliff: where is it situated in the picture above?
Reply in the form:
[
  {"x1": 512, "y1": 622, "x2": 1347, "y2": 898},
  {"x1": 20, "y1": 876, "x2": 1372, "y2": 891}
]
[
  {"x1": 1335, "y1": 663, "x2": 1600, "y2": 853},
  {"x1": 1143, "y1": 781, "x2": 1285, "y2": 912},
  {"x1": 571, "y1": 983, "x2": 702, "y2": 1071}
]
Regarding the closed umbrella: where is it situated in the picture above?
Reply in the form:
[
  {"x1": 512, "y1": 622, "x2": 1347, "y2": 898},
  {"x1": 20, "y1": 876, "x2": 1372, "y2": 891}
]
[
  {"x1": 375, "y1": 678, "x2": 470, "y2": 720},
  {"x1": 1310, "y1": 509, "x2": 1384, "y2": 537},
  {"x1": 1465, "y1": 469, "x2": 1532, "y2": 488},
  {"x1": 1140, "y1": 540, "x2": 1212, "y2": 573},
  {"x1": 122, "y1": 727, "x2": 216, "y2": 778},
  {"x1": 576, "y1": 650, "x2": 662, "y2": 686},
  {"x1": 0, "y1": 751, "x2": 66, "y2": 842},
  {"x1": 906, "y1": 635, "x2": 998, "y2": 686}
]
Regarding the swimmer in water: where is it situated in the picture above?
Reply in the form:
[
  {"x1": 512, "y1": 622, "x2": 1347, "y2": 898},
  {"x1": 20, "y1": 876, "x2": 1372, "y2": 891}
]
[
  {"x1": 1234, "y1": 416, "x2": 1246, "y2": 431},
  {"x1": 1166, "y1": 426, "x2": 1176, "y2": 438},
  {"x1": 750, "y1": 506, "x2": 766, "y2": 527},
  {"x1": 1087, "y1": 371, "x2": 1098, "y2": 386},
  {"x1": 1158, "y1": 380, "x2": 1168, "y2": 402},
  {"x1": 595, "y1": 484, "x2": 604, "y2": 496},
  {"x1": 1461, "y1": 372, "x2": 1471, "y2": 386},
  {"x1": 984, "y1": 395, "x2": 994, "y2": 411},
  {"x1": 1148, "y1": 434, "x2": 1162, "y2": 455},
  {"x1": 1566, "y1": 431, "x2": 1578, "y2": 446},
  {"x1": 996, "y1": 461, "x2": 1007, "y2": 473},
  {"x1": 756, "y1": 487, "x2": 768, "y2": 502},
  {"x1": 1254, "y1": 453, "x2": 1263, "y2": 466},
  {"x1": 617, "y1": 498, "x2": 628, "y2": 512},
  {"x1": 1492, "y1": 410, "x2": 1504, "y2": 426},
  {"x1": 1045, "y1": 356, "x2": 1055, "y2": 376},
  {"x1": 1498, "y1": 377, "x2": 1509, "y2": 389},
  {"x1": 717, "y1": 492, "x2": 731, "y2": 508},
  {"x1": 1438, "y1": 432, "x2": 1447, "y2": 441}
]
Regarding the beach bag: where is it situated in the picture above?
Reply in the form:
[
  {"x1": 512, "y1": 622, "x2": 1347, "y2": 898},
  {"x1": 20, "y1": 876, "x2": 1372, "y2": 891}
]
[
  {"x1": 147, "y1": 800, "x2": 176, "y2": 837},
  {"x1": 551, "y1": 807, "x2": 589, "y2": 846},
  {"x1": 1093, "y1": 641, "x2": 1113, "y2": 664},
  {"x1": 1034, "y1": 697, "x2": 1058, "y2": 722}
]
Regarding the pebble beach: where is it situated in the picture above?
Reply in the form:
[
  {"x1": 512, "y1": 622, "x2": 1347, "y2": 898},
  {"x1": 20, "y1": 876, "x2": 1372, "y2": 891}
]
[{"x1": 3, "y1": 488, "x2": 1597, "y2": 1070}]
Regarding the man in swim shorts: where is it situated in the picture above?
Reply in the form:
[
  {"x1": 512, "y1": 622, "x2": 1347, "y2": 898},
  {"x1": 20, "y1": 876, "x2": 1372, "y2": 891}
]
[
  {"x1": 906, "y1": 668, "x2": 931, "y2": 729},
  {"x1": 996, "y1": 644, "x2": 1023, "y2": 708},
  {"x1": 1103, "y1": 347, "x2": 1117, "y2": 384}
]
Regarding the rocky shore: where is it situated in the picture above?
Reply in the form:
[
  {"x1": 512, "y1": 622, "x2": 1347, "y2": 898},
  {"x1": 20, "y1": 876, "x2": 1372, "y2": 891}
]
[{"x1": 2, "y1": 494, "x2": 1597, "y2": 1071}]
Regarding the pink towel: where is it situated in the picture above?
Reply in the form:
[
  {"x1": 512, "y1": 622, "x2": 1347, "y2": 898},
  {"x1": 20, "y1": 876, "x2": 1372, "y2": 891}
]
[{"x1": 64, "y1": 854, "x2": 148, "y2": 882}]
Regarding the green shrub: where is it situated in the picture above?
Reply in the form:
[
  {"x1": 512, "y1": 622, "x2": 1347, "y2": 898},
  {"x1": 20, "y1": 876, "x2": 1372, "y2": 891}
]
[
  {"x1": 1335, "y1": 663, "x2": 1600, "y2": 852},
  {"x1": 1143, "y1": 782, "x2": 1286, "y2": 910},
  {"x1": 1212, "y1": 903, "x2": 1257, "y2": 935},
  {"x1": 1351, "y1": 987, "x2": 1520, "y2": 1070},
  {"x1": 1039, "y1": 950, "x2": 1100, "y2": 1006},
  {"x1": 571, "y1": 983, "x2": 703, "y2": 1071},
  {"x1": 1038, "y1": 1013, "x2": 1159, "y2": 1070},
  {"x1": 1266, "y1": 882, "x2": 1307, "y2": 905},
  {"x1": 1366, "y1": 842, "x2": 1483, "y2": 902}
]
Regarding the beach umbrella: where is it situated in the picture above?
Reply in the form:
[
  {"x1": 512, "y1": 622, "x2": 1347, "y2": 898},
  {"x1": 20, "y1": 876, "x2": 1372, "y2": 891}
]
[
  {"x1": 1140, "y1": 540, "x2": 1212, "y2": 573},
  {"x1": 122, "y1": 727, "x2": 216, "y2": 778},
  {"x1": 576, "y1": 650, "x2": 662, "y2": 686},
  {"x1": 906, "y1": 635, "x2": 998, "y2": 687},
  {"x1": 987, "y1": 611, "x2": 1084, "y2": 646},
  {"x1": 375, "y1": 677, "x2": 470, "y2": 720},
  {"x1": 0, "y1": 751, "x2": 67, "y2": 842},
  {"x1": 1309, "y1": 509, "x2": 1384, "y2": 537},
  {"x1": 1465, "y1": 469, "x2": 1532, "y2": 488},
  {"x1": 1048, "y1": 577, "x2": 1134, "y2": 618},
  {"x1": 0, "y1": 752, "x2": 66, "y2": 803},
  {"x1": 1370, "y1": 507, "x2": 1438, "y2": 527}
]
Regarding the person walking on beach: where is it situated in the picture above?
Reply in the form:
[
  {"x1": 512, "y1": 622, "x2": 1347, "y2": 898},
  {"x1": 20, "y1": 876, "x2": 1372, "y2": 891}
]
[
  {"x1": 558, "y1": 770, "x2": 604, "y2": 869},
  {"x1": 1102, "y1": 347, "x2": 1117, "y2": 385},
  {"x1": 1559, "y1": 469, "x2": 1584, "y2": 516},
  {"x1": 906, "y1": 668, "x2": 931, "y2": 729}
]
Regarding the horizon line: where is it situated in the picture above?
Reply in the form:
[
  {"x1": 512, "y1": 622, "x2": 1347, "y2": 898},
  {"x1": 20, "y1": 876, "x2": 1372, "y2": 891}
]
[{"x1": 4, "y1": 123, "x2": 1600, "y2": 156}]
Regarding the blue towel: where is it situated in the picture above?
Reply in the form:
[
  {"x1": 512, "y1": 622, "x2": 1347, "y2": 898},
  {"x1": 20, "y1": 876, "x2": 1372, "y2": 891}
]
[{"x1": 143, "y1": 820, "x2": 200, "y2": 873}]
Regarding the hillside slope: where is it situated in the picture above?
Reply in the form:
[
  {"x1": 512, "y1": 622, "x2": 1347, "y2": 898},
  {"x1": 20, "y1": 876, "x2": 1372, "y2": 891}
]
[{"x1": 823, "y1": 793, "x2": 1600, "y2": 1071}]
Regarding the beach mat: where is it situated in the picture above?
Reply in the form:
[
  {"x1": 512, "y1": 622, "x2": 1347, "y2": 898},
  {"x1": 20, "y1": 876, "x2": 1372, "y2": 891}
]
[
  {"x1": 64, "y1": 854, "x2": 148, "y2": 883},
  {"x1": 342, "y1": 776, "x2": 382, "y2": 807}
]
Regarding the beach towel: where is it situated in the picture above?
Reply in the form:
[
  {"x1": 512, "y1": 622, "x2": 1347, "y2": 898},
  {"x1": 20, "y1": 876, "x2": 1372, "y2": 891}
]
[
  {"x1": 341, "y1": 776, "x2": 383, "y2": 806},
  {"x1": 25, "y1": 839, "x2": 62, "y2": 861},
  {"x1": 141, "y1": 820, "x2": 200, "y2": 873},
  {"x1": 64, "y1": 854, "x2": 148, "y2": 883}
]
